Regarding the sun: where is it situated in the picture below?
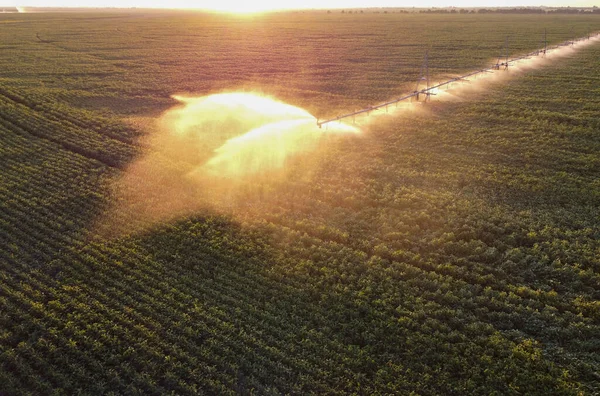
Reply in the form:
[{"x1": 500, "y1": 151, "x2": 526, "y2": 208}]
[{"x1": 199, "y1": 2, "x2": 286, "y2": 13}]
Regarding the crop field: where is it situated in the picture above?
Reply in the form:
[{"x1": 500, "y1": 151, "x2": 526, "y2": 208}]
[{"x1": 1, "y1": 10, "x2": 600, "y2": 395}]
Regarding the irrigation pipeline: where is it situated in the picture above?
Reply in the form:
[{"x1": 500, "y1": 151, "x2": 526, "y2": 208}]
[{"x1": 317, "y1": 31, "x2": 600, "y2": 128}]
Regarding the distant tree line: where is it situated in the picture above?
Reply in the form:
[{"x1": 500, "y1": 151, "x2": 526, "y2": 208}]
[
  {"x1": 333, "y1": 7, "x2": 599, "y2": 15},
  {"x1": 335, "y1": 9, "x2": 410, "y2": 14},
  {"x1": 422, "y1": 7, "x2": 599, "y2": 14}
]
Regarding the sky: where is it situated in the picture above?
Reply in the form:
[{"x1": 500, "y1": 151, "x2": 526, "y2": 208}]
[{"x1": 4, "y1": 0, "x2": 598, "y2": 11}]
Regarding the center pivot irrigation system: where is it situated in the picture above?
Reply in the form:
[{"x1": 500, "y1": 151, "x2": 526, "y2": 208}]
[{"x1": 317, "y1": 29, "x2": 600, "y2": 128}]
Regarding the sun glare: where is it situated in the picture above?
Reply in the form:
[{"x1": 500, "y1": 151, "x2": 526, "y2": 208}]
[{"x1": 205, "y1": 4, "x2": 282, "y2": 14}]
